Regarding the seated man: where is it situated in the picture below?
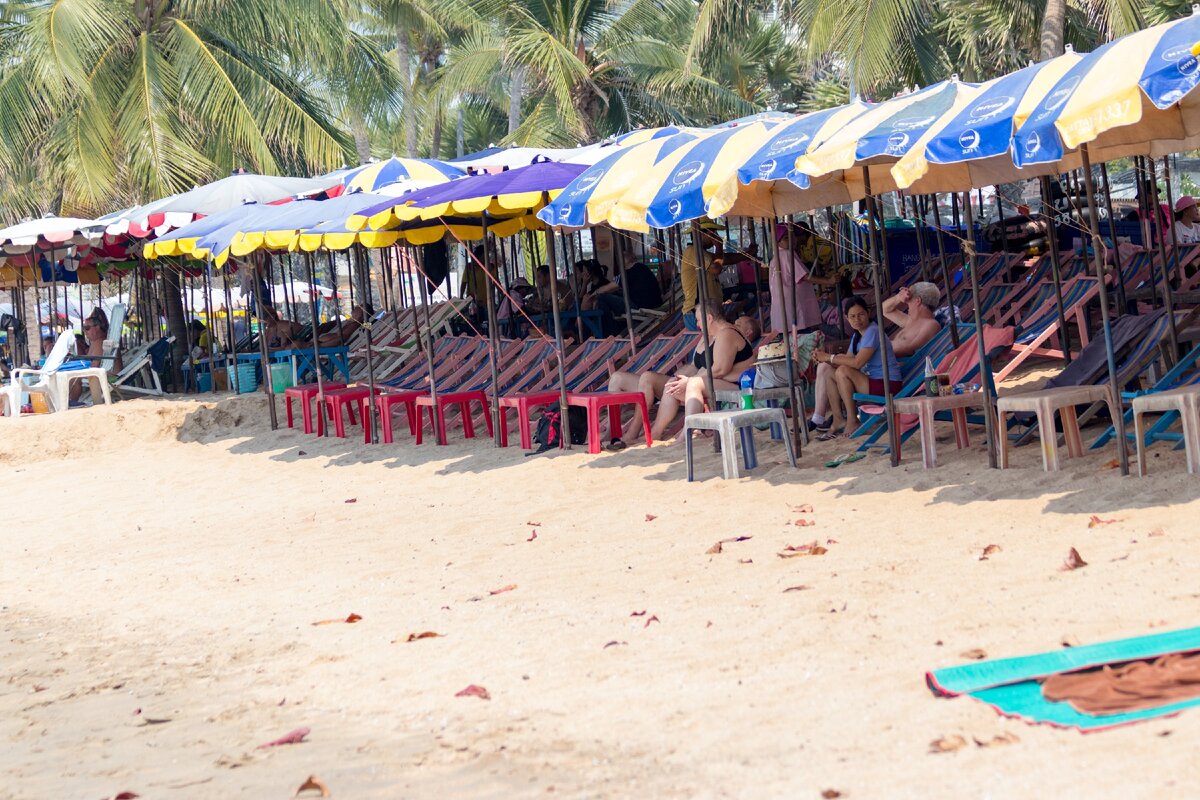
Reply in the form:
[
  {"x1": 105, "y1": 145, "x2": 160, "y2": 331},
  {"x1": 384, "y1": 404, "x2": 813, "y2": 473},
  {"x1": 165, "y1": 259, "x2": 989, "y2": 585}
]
[
  {"x1": 259, "y1": 305, "x2": 306, "y2": 350},
  {"x1": 808, "y1": 283, "x2": 941, "y2": 433},
  {"x1": 313, "y1": 303, "x2": 373, "y2": 348},
  {"x1": 525, "y1": 264, "x2": 574, "y2": 314}
]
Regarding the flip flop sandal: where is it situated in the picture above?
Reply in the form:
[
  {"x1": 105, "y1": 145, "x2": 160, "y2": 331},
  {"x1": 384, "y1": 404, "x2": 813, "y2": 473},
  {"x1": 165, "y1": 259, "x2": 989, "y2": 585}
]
[
  {"x1": 825, "y1": 451, "x2": 866, "y2": 468},
  {"x1": 606, "y1": 438, "x2": 628, "y2": 451},
  {"x1": 817, "y1": 429, "x2": 844, "y2": 442}
]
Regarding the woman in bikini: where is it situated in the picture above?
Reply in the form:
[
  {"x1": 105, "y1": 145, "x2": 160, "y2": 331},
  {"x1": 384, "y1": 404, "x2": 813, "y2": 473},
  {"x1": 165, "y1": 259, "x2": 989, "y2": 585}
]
[{"x1": 607, "y1": 300, "x2": 756, "y2": 448}]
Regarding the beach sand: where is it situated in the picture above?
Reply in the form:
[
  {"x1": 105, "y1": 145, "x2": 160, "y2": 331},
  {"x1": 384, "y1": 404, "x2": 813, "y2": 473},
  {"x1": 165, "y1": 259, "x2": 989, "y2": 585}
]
[{"x1": 2, "y1": 394, "x2": 1199, "y2": 799}]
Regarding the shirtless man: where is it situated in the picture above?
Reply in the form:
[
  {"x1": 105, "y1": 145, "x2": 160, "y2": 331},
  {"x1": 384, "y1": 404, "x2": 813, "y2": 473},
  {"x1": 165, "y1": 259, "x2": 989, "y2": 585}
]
[{"x1": 882, "y1": 281, "x2": 942, "y2": 358}]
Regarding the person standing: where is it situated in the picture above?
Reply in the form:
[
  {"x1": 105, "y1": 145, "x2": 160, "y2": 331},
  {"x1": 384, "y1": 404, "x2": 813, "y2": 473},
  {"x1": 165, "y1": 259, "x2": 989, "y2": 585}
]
[{"x1": 680, "y1": 228, "x2": 723, "y2": 331}]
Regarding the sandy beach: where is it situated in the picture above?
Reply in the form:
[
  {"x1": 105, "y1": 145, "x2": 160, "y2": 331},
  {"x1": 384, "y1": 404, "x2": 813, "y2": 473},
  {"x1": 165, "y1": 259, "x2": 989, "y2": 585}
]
[{"x1": 3, "y1": 394, "x2": 1199, "y2": 799}]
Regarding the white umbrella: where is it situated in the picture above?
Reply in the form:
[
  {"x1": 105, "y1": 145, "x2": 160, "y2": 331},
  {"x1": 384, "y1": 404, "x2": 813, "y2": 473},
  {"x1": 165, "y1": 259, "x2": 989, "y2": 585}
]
[
  {"x1": 108, "y1": 173, "x2": 334, "y2": 237},
  {"x1": 0, "y1": 215, "x2": 105, "y2": 254}
]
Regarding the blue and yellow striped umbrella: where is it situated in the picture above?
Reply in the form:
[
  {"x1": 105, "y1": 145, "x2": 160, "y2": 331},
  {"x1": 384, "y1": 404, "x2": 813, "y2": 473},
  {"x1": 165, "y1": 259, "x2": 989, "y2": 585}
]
[
  {"x1": 342, "y1": 157, "x2": 465, "y2": 192},
  {"x1": 794, "y1": 79, "x2": 978, "y2": 197},
  {"x1": 608, "y1": 123, "x2": 777, "y2": 232},
  {"x1": 1014, "y1": 10, "x2": 1200, "y2": 168},
  {"x1": 537, "y1": 132, "x2": 705, "y2": 229},
  {"x1": 891, "y1": 50, "x2": 1083, "y2": 193}
]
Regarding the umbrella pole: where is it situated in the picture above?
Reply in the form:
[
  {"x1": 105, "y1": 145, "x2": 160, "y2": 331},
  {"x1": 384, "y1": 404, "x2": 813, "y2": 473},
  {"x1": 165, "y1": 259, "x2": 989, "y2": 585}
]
[
  {"x1": 416, "y1": 246, "x2": 441, "y2": 443},
  {"x1": 303, "y1": 252, "x2": 326, "y2": 436},
  {"x1": 1079, "y1": 145, "x2": 1129, "y2": 477},
  {"x1": 544, "y1": 224, "x2": 572, "y2": 450},
  {"x1": 749, "y1": 219, "x2": 767, "y2": 332},
  {"x1": 222, "y1": 269, "x2": 238, "y2": 392},
  {"x1": 361, "y1": 256, "x2": 379, "y2": 446},
  {"x1": 1100, "y1": 163, "x2": 1129, "y2": 314},
  {"x1": 959, "y1": 193, "x2": 999, "y2": 469},
  {"x1": 861, "y1": 168, "x2": 899, "y2": 466},
  {"x1": 610, "y1": 227, "x2": 638, "y2": 353},
  {"x1": 481, "y1": 220, "x2": 503, "y2": 447},
  {"x1": 1039, "y1": 176, "x2": 1073, "y2": 366},
  {"x1": 925, "y1": 196, "x2": 959, "y2": 346},
  {"x1": 1146, "y1": 160, "x2": 1180, "y2": 358},
  {"x1": 782, "y1": 219, "x2": 805, "y2": 457},
  {"x1": 1158, "y1": 156, "x2": 1184, "y2": 357},
  {"x1": 690, "y1": 220, "x2": 720, "y2": 454},
  {"x1": 251, "y1": 255, "x2": 278, "y2": 429},
  {"x1": 203, "y1": 262, "x2": 216, "y2": 392},
  {"x1": 824, "y1": 207, "x2": 849, "y2": 338},
  {"x1": 909, "y1": 195, "x2": 931, "y2": 283}
]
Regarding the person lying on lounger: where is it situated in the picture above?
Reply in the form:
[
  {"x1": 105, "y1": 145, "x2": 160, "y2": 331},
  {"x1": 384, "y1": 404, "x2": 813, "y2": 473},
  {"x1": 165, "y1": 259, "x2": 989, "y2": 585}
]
[
  {"x1": 605, "y1": 304, "x2": 758, "y2": 450},
  {"x1": 259, "y1": 305, "x2": 306, "y2": 350},
  {"x1": 313, "y1": 303, "x2": 373, "y2": 348}
]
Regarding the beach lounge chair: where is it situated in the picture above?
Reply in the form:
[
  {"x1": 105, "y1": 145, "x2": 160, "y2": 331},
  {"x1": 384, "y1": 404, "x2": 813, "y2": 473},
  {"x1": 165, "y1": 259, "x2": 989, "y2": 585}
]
[
  {"x1": 2, "y1": 331, "x2": 78, "y2": 416},
  {"x1": 993, "y1": 276, "x2": 1101, "y2": 381}
]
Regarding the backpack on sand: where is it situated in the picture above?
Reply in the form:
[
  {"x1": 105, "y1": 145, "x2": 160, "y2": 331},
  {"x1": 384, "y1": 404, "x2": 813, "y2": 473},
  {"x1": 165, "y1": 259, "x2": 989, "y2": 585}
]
[{"x1": 529, "y1": 407, "x2": 588, "y2": 454}]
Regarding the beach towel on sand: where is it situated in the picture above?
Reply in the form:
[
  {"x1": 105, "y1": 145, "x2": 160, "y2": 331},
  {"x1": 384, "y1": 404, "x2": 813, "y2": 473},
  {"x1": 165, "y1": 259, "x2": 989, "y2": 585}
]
[{"x1": 927, "y1": 626, "x2": 1200, "y2": 731}]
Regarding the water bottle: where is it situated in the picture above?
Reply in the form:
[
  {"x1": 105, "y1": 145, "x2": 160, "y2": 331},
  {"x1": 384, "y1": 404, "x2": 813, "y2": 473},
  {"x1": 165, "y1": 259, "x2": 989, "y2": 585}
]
[
  {"x1": 739, "y1": 369, "x2": 755, "y2": 410},
  {"x1": 924, "y1": 356, "x2": 938, "y2": 397}
]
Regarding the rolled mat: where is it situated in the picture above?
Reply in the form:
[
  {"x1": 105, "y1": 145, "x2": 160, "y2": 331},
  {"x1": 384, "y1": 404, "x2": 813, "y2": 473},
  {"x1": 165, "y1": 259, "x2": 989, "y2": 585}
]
[{"x1": 926, "y1": 626, "x2": 1200, "y2": 732}]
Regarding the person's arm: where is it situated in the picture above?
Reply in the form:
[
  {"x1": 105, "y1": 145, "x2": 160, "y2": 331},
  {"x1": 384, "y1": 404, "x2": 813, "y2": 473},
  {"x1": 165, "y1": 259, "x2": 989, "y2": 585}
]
[
  {"x1": 592, "y1": 279, "x2": 619, "y2": 296},
  {"x1": 882, "y1": 288, "x2": 913, "y2": 327},
  {"x1": 87, "y1": 339, "x2": 104, "y2": 368}
]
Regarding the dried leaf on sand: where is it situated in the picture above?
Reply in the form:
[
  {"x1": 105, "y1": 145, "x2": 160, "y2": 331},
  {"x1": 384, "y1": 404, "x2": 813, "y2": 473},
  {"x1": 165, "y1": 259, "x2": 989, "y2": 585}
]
[
  {"x1": 821, "y1": 791, "x2": 842, "y2": 799},
  {"x1": 630, "y1": 610, "x2": 647, "y2": 617},
  {"x1": 527, "y1": 531, "x2": 538, "y2": 542},
  {"x1": 311, "y1": 613, "x2": 362, "y2": 626},
  {"x1": 777, "y1": 541, "x2": 827, "y2": 558},
  {"x1": 344, "y1": 498, "x2": 357, "y2": 504},
  {"x1": 257, "y1": 727, "x2": 310, "y2": 749},
  {"x1": 978, "y1": 544, "x2": 1001, "y2": 561},
  {"x1": 295, "y1": 775, "x2": 331, "y2": 798},
  {"x1": 644, "y1": 615, "x2": 660, "y2": 628},
  {"x1": 794, "y1": 519, "x2": 816, "y2": 527},
  {"x1": 974, "y1": 732, "x2": 1019, "y2": 748},
  {"x1": 1061, "y1": 547, "x2": 1088, "y2": 571},
  {"x1": 706, "y1": 535, "x2": 752, "y2": 554},
  {"x1": 929, "y1": 734, "x2": 967, "y2": 754},
  {"x1": 455, "y1": 684, "x2": 490, "y2": 700},
  {"x1": 1087, "y1": 515, "x2": 1121, "y2": 528},
  {"x1": 782, "y1": 585, "x2": 811, "y2": 593},
  {"x1": 403, "y1": 632, "x2": 442, "y2": 642},
  {"x1": 959, "y1": 648, "x2": 987, "y2": 660},
  {"x1": 489, "y1": 585, "x2": 517, "y2": 596},
  {"x1": 645, "y1": 514, "x2": 657, "y2": 522}
]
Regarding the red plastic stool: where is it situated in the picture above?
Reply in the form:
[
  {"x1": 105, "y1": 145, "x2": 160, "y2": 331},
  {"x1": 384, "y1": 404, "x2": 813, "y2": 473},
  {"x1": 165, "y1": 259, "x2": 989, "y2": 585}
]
[
  {"x1": 567, "y1": 391, "x2": 653, "y2": 454},
  {"x1": 415, "y1": 390, "x2": 493, "y2": 445},
  {"x1": 317, "y1": 386, "x2": 375, "y2": 443},
  {"x1": 375, "y1": 389, "x2": 421, "y2": 444},
  {"x1": 285, "y1": 382, "x2": 347, "y2": 433},
  {"x1": 497, "y1": 390, "x2": 559, "y2": 448}
]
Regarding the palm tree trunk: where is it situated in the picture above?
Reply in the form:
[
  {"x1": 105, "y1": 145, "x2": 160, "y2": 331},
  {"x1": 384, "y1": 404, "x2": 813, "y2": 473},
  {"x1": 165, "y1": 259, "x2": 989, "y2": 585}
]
[
  {"x1": 508, "y1": 66, "x2": 526, "y2": 134},
  {"x1": 350, "y1": 108, "x2": 371, "y2": 164},
  {"x1": 397, "y1": 28, "x2": 417, "y2": 157},
  {"x1": 430, "y1": 100, "x2": 444, "y2": 159},
  {"x1": 1039, "y1": 0, "x2": 1067, "y2": 59},
  {"x1": 162, "y1": 265, "x2": 188, "y2": 388}
]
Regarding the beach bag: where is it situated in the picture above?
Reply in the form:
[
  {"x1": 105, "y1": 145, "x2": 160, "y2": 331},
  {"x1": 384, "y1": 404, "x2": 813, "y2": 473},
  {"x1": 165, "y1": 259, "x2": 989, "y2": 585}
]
[
  {"x1": 753, "y1": 331, "x2": 824, "y2": 389},
  {"x1": 529, "y1": 407, "x2": 587, "y2": 454},
  {"x1": 718, "y1": 263, "x2": 740, "y2": 289}
]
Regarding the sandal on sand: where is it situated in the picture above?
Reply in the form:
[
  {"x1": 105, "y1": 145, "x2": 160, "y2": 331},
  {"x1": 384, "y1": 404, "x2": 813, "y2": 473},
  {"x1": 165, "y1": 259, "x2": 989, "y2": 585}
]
[
  {"x1": 606, "y1": 438, "x2": 628, "y2": 452},
  {"x1": 817, "y1": 428, "x2": 844, "y2": 442},
  {"x1": 825, "y1": 452, "x2": 866, "y2": 468}
]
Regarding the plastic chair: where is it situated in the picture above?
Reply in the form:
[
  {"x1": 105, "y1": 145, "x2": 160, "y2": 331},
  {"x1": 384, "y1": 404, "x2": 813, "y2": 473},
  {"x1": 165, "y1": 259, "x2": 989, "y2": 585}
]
[
  {"x1": 2, "y1": 331, "x2": 76, "y2": 416},
  {"x1": 285, "y1": 382, "x2": 347, "y2": 434}
]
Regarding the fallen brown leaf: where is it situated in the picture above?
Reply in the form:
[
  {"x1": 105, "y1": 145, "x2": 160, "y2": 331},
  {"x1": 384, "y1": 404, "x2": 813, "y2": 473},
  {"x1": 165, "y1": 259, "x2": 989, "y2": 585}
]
[
  {"x1": 737, "y1": 558, "x2": 753, "y2": 564},
  {"x1": 1149, "y1": 527, "x2": 1166, "y2": 537},
  {"x1": 960, "y1": 648, "x2": 988, "y2": 660},
  {"x1": 793, "y1": 504, "x2": 814, "y2": 514},
  {"x1": 644, "y1": 615, "x2": 660, "y2": 628},
  {"x1": 526, "y1": 521, "x2": 541, "y2": 527},
  {"x1": 777, "y1": 541, "x2": 827, "y2": 558},
  {"x1": 821, "y1": 791, "x2": 842, "y2": 799},
  {"x1": 794, "y1": 519, "x2": 816, "y2": 527},
  {"x1": 782, "y1": 585, "x2": 811, "y2": 592},
  {"x1": 488, "y1": 585, "x2": 517, "y2": 596},
  {"x1": 603, "y1": 640, "x2": 627, "y2": 649},
  {"x1": 1087, "y1": 515, "x2": 1121, "y2": 528},
  {"x1": 978, "y1": 544, "x2": 1002, "y2": 561},
  {"x1": 706, "y1": 535, "x2": 752, "y2": 554},
  {"x1": 929, "y1": 735, "x2": 968, "y2": 754},
  {"x1": 826, "y1": 538, "x2": 839, "y2": 545},
  {"x1": 257, "y1": 727, "x2": 310, "y2": 749},
  {"x1": 295, "y1": 774, "x2": 331, "y2": 798},
  {"x1": 297, "y1": 450, "x2": 307, "y2": 456},
  {"x1": 974, "y1": 732, "x2": 1019, "y2": 748},
  {"x1": 630, "y1": 610, "x2": 647, "y2": 617},
  {"x1": 526, "y1": 531, "x2": 537, "y2": 542},
  {"x1": 32, "y1": 684, "x2": 47, "y2": 693},
  {"x1": 1102, "y1": 458, "x2": 1120, "y2": 469},
  {"x1": 311, "y1": 613, "x2": 362, "y2": 626},
  {"x1": 112, "y1": 793, "x2": 140, "y2": 800},
  {"x1": 344, "y1": 498, "x2": 357, "y2": 504},
  {"x1": 404, "y1": 632, "x2": 442, "y2": 642},
  {"x1": 645, "y1": 514, "x2": 657, "y2": 522},
  {"x1": 455, "y1": 684, "x2": 490, "y2": 700},
  {"x1": 1061, "y1": 547, "x2": 1088, "y2": 571}
]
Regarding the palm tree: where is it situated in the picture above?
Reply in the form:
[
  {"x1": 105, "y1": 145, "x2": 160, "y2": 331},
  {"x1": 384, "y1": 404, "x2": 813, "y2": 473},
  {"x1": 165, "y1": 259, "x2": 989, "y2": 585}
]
[
  {"x1": 0, "y1": 0, "x2": 400, "y2": 215},
  {"x1": 435, "y1": 0, "x2": 754, "y2": 147}
]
